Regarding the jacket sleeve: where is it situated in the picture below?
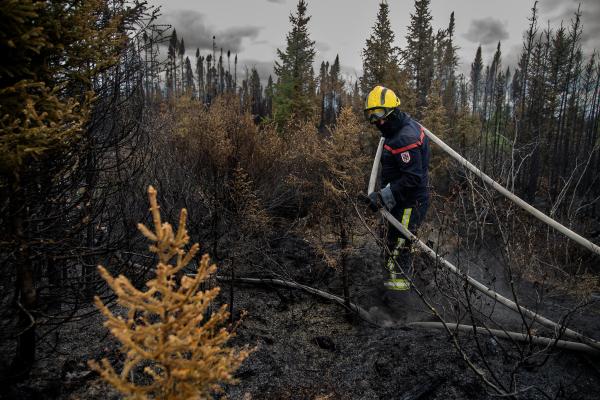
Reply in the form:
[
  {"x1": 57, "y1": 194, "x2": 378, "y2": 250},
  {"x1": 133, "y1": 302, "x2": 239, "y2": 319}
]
[{"x1": 380, "y1": 145, "x2": 424, "y2": 209}]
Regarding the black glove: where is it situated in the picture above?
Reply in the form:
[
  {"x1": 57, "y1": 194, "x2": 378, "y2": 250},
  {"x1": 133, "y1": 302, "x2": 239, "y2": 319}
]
[{"x1": 366, "y1": 191, "x2": 383, "y2": 212}]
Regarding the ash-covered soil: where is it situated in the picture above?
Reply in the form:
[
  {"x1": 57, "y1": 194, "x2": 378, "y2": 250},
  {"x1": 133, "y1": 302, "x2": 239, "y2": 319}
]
[
  {"x1": 225, "y1": 288, "x2": 600, "y2": 400},
  {"x1": 2, "y1": 234, "x2": 600, "y2": 400},
  {"x1": 221, "y1": 237, "x2": 600, "y2": 400}
]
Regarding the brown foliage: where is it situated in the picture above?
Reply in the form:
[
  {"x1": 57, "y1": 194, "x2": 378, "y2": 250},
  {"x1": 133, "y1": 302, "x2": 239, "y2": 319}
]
[
  {"x1": 310, "y1": 107, "x2": 371, "y2": 268},
  {"x1": 147, "y1": 97, "x2": 377, "y2": 313},
  {"x1": 89, "y1": 186, "x2": 251, "y2": 399}
]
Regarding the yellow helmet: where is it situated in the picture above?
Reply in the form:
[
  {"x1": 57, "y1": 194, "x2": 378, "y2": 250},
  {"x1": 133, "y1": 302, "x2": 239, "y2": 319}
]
[{"x1": 364, "y1": 85, "x2": 401, "y2": 122}]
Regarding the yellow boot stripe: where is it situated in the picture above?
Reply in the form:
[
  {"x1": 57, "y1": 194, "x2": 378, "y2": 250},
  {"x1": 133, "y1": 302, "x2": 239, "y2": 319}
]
[
  {"x1": 384, "y1": 278, "x2": 410, "y2": 291},
  {"x1": 386, "y1": 208, "x2": 413, "y2": 283},
  {"x1": 401, "y1": 208, "x2": 412, "y2": 229},
  {"x1": 386, "y1": 208, "x2": 412, "y2": 271}
]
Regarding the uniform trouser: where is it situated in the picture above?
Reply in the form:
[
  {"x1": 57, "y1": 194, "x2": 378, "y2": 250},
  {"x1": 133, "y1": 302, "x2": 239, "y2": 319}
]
[{"x1": 384, "y1": 200, "x2": 429, "y2": 291}]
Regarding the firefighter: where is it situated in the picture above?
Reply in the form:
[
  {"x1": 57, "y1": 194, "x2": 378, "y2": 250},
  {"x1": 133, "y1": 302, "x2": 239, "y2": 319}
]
[{"x1": 364, "y1": 85, "x2": 430, "y2": 292}]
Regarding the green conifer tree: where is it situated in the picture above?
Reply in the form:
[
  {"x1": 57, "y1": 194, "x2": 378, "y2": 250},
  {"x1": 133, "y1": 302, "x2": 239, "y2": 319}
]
[
  {"x1": 361, "y1": 1, "x2": 415, "y2": 114},
  {"x1": 405, "y1": 0, "x2": 435, "y2": 114},
  {"x1": 273, "y1": 0, "x2": 316, "y2": 126},
  {"x1": 360, "y1": 1, "x2": 400, "y2": 94}
]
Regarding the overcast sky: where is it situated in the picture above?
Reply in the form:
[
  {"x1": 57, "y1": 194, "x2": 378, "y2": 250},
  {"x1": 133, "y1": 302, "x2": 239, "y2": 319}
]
[{"x1": 150, "y1": 0, "x2": 600, "y2": 86}]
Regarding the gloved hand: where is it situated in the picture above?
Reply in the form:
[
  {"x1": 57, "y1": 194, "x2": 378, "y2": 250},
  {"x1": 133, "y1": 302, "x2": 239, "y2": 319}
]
[{"x1": 365, "y1": 191, "x2": 383, "y2": 212}]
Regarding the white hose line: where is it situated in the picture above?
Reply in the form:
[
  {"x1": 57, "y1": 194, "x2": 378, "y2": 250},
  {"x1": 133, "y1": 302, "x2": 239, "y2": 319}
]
[
  {"x1": 381, "y1": 208, "x2": 600, "y2": 351},
  {"x1": 368, "y1": 137, "x2": 385, "y2": 195},
  {"x1": 368, "y1": 138, "x2": 600, "y2": 351},
  {"x1": 421, "y1": 126, "x2": 600, "y2": 257},
  {"x1": 409, "y1": 322, "x2": 600, "y2": 355}
]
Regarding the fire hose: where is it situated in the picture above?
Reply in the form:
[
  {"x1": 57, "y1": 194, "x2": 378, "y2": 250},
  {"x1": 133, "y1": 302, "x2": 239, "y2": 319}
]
[{"x1": 368, "y1": 127, "x2": 600, "y2": 353}]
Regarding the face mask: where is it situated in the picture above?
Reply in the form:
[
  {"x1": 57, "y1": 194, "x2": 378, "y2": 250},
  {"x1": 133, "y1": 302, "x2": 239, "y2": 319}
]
[{"x1": 376, "y1": 112, "x2": 402, "y2": 137}]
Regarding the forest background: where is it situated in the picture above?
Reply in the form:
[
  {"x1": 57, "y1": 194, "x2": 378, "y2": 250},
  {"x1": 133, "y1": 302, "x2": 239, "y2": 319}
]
[{"x1": 1, "y1": 0, "x2": 599, "y2": 398}]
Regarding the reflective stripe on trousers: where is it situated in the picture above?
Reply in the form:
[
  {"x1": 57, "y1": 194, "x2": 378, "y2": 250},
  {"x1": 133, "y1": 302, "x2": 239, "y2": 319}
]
[{"x1": 386, "y1": 207, "x2": 412, "y2": 276}]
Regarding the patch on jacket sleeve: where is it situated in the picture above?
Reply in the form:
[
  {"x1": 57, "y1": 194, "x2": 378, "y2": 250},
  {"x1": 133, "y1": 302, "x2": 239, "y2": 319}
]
[{"x1": 400, "y1": 151, "x2": 411, "y2": 163}]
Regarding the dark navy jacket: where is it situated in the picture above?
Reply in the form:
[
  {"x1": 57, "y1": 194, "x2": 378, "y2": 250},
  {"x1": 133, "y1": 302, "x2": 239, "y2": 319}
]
[{"x1": 378, "y1": 110, "x2": 430, "y2": 211}]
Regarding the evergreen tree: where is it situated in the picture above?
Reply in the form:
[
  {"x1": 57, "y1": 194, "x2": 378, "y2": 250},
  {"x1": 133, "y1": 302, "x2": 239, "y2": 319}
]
[
  {"x1": 273, "y1": 0, "x2": 316, "y2": 126},
  {"x1": 360, "y1": 1, "x2": 400, "y2": 94},
  {"x1": 361, "y1": 1, "x2": 415, "y2": 114},
  {"x1": 405, "y1": 0, "x2": 435, "y2": 114},
  {"x1": 470, "y1": 46, "x2": 484, "y2": 115}
]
